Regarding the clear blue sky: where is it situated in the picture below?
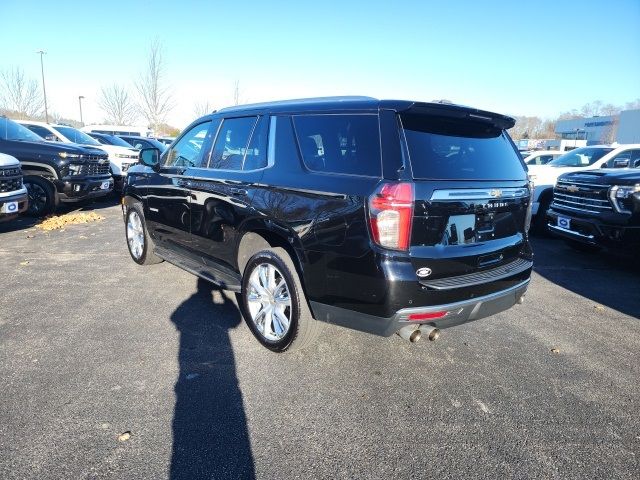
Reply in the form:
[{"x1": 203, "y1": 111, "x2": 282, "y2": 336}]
[{"x1": 1, "y1": 0, "x2": 638, "y2": 128}]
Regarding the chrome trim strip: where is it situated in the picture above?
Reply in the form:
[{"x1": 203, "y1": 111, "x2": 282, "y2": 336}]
[
  {"x1": 554, "y1": 192, "x2": 609, "y2": 204},
  {"x1": 548, "y1": 224, "x2": 595, "y2": 240},
  {"x1": 553, "y1": 197, "x2": 611, "y2": 210},
  {"x1": 551, "y1": 202, "x2": 602, "y2": 215},
  {"x1": 556, "y1": 180, "x2": 607, "y2": 188},
  {"x1": 430, "y1": 187, "x2": 528, "y2": 201}
]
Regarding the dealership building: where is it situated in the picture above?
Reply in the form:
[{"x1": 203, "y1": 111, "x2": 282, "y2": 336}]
[{"x1": 555, "y1": 109, "x2": 640, "y2": 145}]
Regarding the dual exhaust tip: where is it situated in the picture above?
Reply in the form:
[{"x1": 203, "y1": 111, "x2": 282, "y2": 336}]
[{"x1": 397, "y1": 324, "x2": 440, "y2": 343}]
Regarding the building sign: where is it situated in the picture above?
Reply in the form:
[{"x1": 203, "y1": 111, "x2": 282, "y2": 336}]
[{"x1": 584, "y1": 120, "x2": 614, "y2": 127}]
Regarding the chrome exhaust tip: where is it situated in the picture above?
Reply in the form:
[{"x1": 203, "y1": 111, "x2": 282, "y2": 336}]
[
  {"x1": 421, "y1": 325, "x2": 440, "y2": 341},
  {"x1": 397, "y1": 325, "x2": 422, "y2": 343}
]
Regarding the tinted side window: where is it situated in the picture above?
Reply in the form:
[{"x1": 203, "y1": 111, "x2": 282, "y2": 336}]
[
  {"x1": 243, "y1": 116, "x2": 269, "y2": 170},
  {"x1": 209, "y1": 117, "x2": 257, "y2": 170},
  {"x1": 163, "y1": 121, "x2": 212, "y2": 167},
  {"x1": 27, "y1": 125, "x2": 56, "y2": 140},
  {"x1": 292, "y1": 114, "x2": 381, "y2": 176}
]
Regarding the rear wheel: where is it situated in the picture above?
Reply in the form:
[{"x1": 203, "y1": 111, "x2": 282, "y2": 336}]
[
  {"x1": 24, "y1": 176, "x2": 55, "y2": 217},
  {"x1": 125, "y1": 203, "x2": 163, "y2": 265},
  {"x1": 240, "y1": 247, "x2": 321, "y2": 352}
]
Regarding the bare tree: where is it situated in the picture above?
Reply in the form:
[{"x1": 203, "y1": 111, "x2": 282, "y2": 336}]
[
  {"x1": 135, "y1": 40, "x2": 173, "y2": 131},
  {"x1": 0, "y1": 67, "x2": 44, "y2": 119},
  {"x1": 624, "y1": 98, "x2": 640, "y2": 110},
  {"x1": 98, "y1": 84, "x2": 138, "y2": 125},
  {"x1": 193, "y1": 100, "x2": 213, "y2": 117}
]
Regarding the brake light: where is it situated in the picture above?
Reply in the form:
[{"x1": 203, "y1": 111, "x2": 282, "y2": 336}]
[{"x1": 368, "y1": 182, "x2": 414, "y2": 251}]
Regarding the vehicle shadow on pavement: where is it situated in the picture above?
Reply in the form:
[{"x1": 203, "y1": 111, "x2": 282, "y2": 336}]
[
  {"x1": 531, "y1": 237, "x2": 640, "y2": 319},
  {"x1": 169, "y1": 278, "x2": 255, "y2": 479}
]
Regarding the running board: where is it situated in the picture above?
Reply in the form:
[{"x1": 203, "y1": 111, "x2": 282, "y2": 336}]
[{"x1": 154, "y1": 247, "x2": 242, "y2": 292}]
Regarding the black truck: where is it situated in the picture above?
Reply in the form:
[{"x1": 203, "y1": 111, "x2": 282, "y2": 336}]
[
  {"x1": 0, "y1": 117, "x2": 113, "y2": 216},
  {"x1": 123, "y1": 97, "x2": 533, "y2": 352},
  {"x1": 547, "y1": 168, "x2": 640, "y2": 252}
]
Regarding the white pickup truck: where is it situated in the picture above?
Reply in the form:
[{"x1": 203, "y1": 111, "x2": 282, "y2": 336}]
[
  {"x1": 528, "y1": 144, "x2": 640, "y2": 233},
  {"x1": 0, "y1": 152, "x2": 29, "y2": 221}
]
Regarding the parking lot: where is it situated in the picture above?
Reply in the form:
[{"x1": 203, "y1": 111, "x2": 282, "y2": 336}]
[{"x1": 1, "y1": 199, "x2": 638, "y2": 479}]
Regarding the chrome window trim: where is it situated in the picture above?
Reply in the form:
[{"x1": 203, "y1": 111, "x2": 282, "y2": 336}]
[{"x1": 430, "y1": 187, "x2": 529, "y2": 201}]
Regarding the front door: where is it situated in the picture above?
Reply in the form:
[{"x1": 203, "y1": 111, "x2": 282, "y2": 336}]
[
  {"x1": 144, "y1": 120, "x2": 214, "y2": 256},
  {"x1": 188, "y1": 115, "x2": 269, "y2": 274}
]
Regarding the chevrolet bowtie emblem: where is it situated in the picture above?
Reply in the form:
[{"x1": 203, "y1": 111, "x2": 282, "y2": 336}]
[
  {"x1": 489, "y1": 189, "x2": 502, "y2": 198},
  {"x1": 566, "y1": 185, "x2": 579, "y2": 193}
]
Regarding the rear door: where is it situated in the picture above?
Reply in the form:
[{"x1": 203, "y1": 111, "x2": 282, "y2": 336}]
[
  {"x1": 399, "y1": 110, "x2": 531, "y2": 283},
  {"x1": 144, "y1": 120, "x2": 213, "y2": 256}
]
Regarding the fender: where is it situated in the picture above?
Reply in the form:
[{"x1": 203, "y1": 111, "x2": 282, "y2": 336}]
[{"x1": 20, "y1": 162, "x2": 59, "y2": 180}]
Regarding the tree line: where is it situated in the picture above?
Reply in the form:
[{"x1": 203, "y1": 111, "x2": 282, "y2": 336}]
[
  {"x1": 0, "y1": 41, "x2": 179, "y2": 135},
  {"x1": 509, "y1": 99, "x2": 640, "y2": 141}
]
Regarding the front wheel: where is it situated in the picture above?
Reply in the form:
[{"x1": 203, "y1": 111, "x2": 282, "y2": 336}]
[
  {"x1": 125, "y1": 203, "x2": 163, "y2": 265},
  {"x1": 24, "y1": 176, "x2": 56, "y2": 217},
  {"x1": 240, "y1": 247, "x2": 321, "y2": 353}
]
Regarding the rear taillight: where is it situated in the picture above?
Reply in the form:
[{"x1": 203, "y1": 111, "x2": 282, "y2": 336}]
[{"x1": 368, "y1": 182, "x2": 414, "y2": 251}]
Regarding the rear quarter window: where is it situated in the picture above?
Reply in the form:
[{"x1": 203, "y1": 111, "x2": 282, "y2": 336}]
[
  {"x1": 292, "y1": 114, "x2": 381, "y2": 176},
  {"x1": 400, "y1": 114, "x2": 526, "y2": 181}
]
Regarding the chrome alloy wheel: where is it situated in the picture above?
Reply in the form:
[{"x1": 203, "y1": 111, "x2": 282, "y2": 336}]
[
  {"x1": 127, "y1": 210, "x2": 145, "y2": 260},
  {"x1": 247, "y1": 263, "x2": 292, "y2": 341}
]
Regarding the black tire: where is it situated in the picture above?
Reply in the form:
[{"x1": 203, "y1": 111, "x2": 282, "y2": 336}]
[
  {"x1": 565, "y1": 240, "x2": 601, "y2": 253},
  {"x1": 125, "y1": 203, "x2": 163, "y2": 265},
  {"x1": 532, "y1": 197, "x2": 552, "y2": 236},
  {"x1": 240, "y1": 247, "x2": 322, "y2": 353},
  {"x1": 24, "y1": 176, "x2": 56, "y2": 217}
]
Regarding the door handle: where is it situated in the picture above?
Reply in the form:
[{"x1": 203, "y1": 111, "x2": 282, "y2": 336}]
[{"x1": 229, "y1": 188, "x2": 248, "y2": 196}]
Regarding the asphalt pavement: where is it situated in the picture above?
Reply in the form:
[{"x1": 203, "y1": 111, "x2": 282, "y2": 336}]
[{"x1": 1, "y1": 199, "x2": 638, "y2": 479}]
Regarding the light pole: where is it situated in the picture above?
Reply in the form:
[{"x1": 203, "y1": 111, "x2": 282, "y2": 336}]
[
  {"x1": 78, "y1": 95, "x2": 85, "y2": 125},
  {"x1": 36, "y1": 50, "x2": 49, "y2": 123}
]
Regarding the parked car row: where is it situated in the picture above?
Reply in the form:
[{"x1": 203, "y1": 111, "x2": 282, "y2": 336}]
[
  {"x1": 526, "y1": 144, "x2": 640, "y2": 233},
  {"x1": 547, "y1": 164, "x2": 640, "y2": 252},
  {"x1": 0, "y1": 116, "x2": 177, "y2": 217},
  {"x1": 0, "y1": 117, "x2": 113, "y2": 216}
]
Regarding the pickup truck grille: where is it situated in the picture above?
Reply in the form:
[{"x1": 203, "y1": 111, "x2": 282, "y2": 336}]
[
  {"x1": 79, "y1": 163, "x2": 110, "y2": 176},
  {"x1": 552, "y1": 180, "x2": 612, "y2": 214},
  {"x1": 0, "y1": 166, "x2": 22, "y2": 193}
]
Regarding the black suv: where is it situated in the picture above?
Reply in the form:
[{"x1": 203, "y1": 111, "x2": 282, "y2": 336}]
[
  {"x1": 547, "y1": 168, "x2": 640, "y2": 251},
  {"x1": 0, "y1": 117, "x2": 113, "y2": 215},
  {"x1": 123, "y1": 97, "x2": 532, "y2": 352}
]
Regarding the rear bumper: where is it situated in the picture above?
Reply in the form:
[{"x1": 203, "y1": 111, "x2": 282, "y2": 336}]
[
  {"x1": 310, "y1": 279, "x2": 530, "y2": 337},
  {"x1": 547, "y1": 208, "x2": 640, "y2": 248}
]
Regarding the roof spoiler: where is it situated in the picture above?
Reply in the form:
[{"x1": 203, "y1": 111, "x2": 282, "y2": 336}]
[{"x1": 400, "y1": 102, "x2": 515, "y2": 130}]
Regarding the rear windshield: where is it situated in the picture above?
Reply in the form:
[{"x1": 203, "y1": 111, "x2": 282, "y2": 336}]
[
  {"x1": 401, "y1": 114, "x2": 525, "y2": 180},
  {"x1": 548, "y1": 147, "x2": 614, "y2": 167}
]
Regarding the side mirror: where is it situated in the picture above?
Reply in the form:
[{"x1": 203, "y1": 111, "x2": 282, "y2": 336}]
[{"x1": 140, "y1": 147, "x2": 161, "y2": 172}]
